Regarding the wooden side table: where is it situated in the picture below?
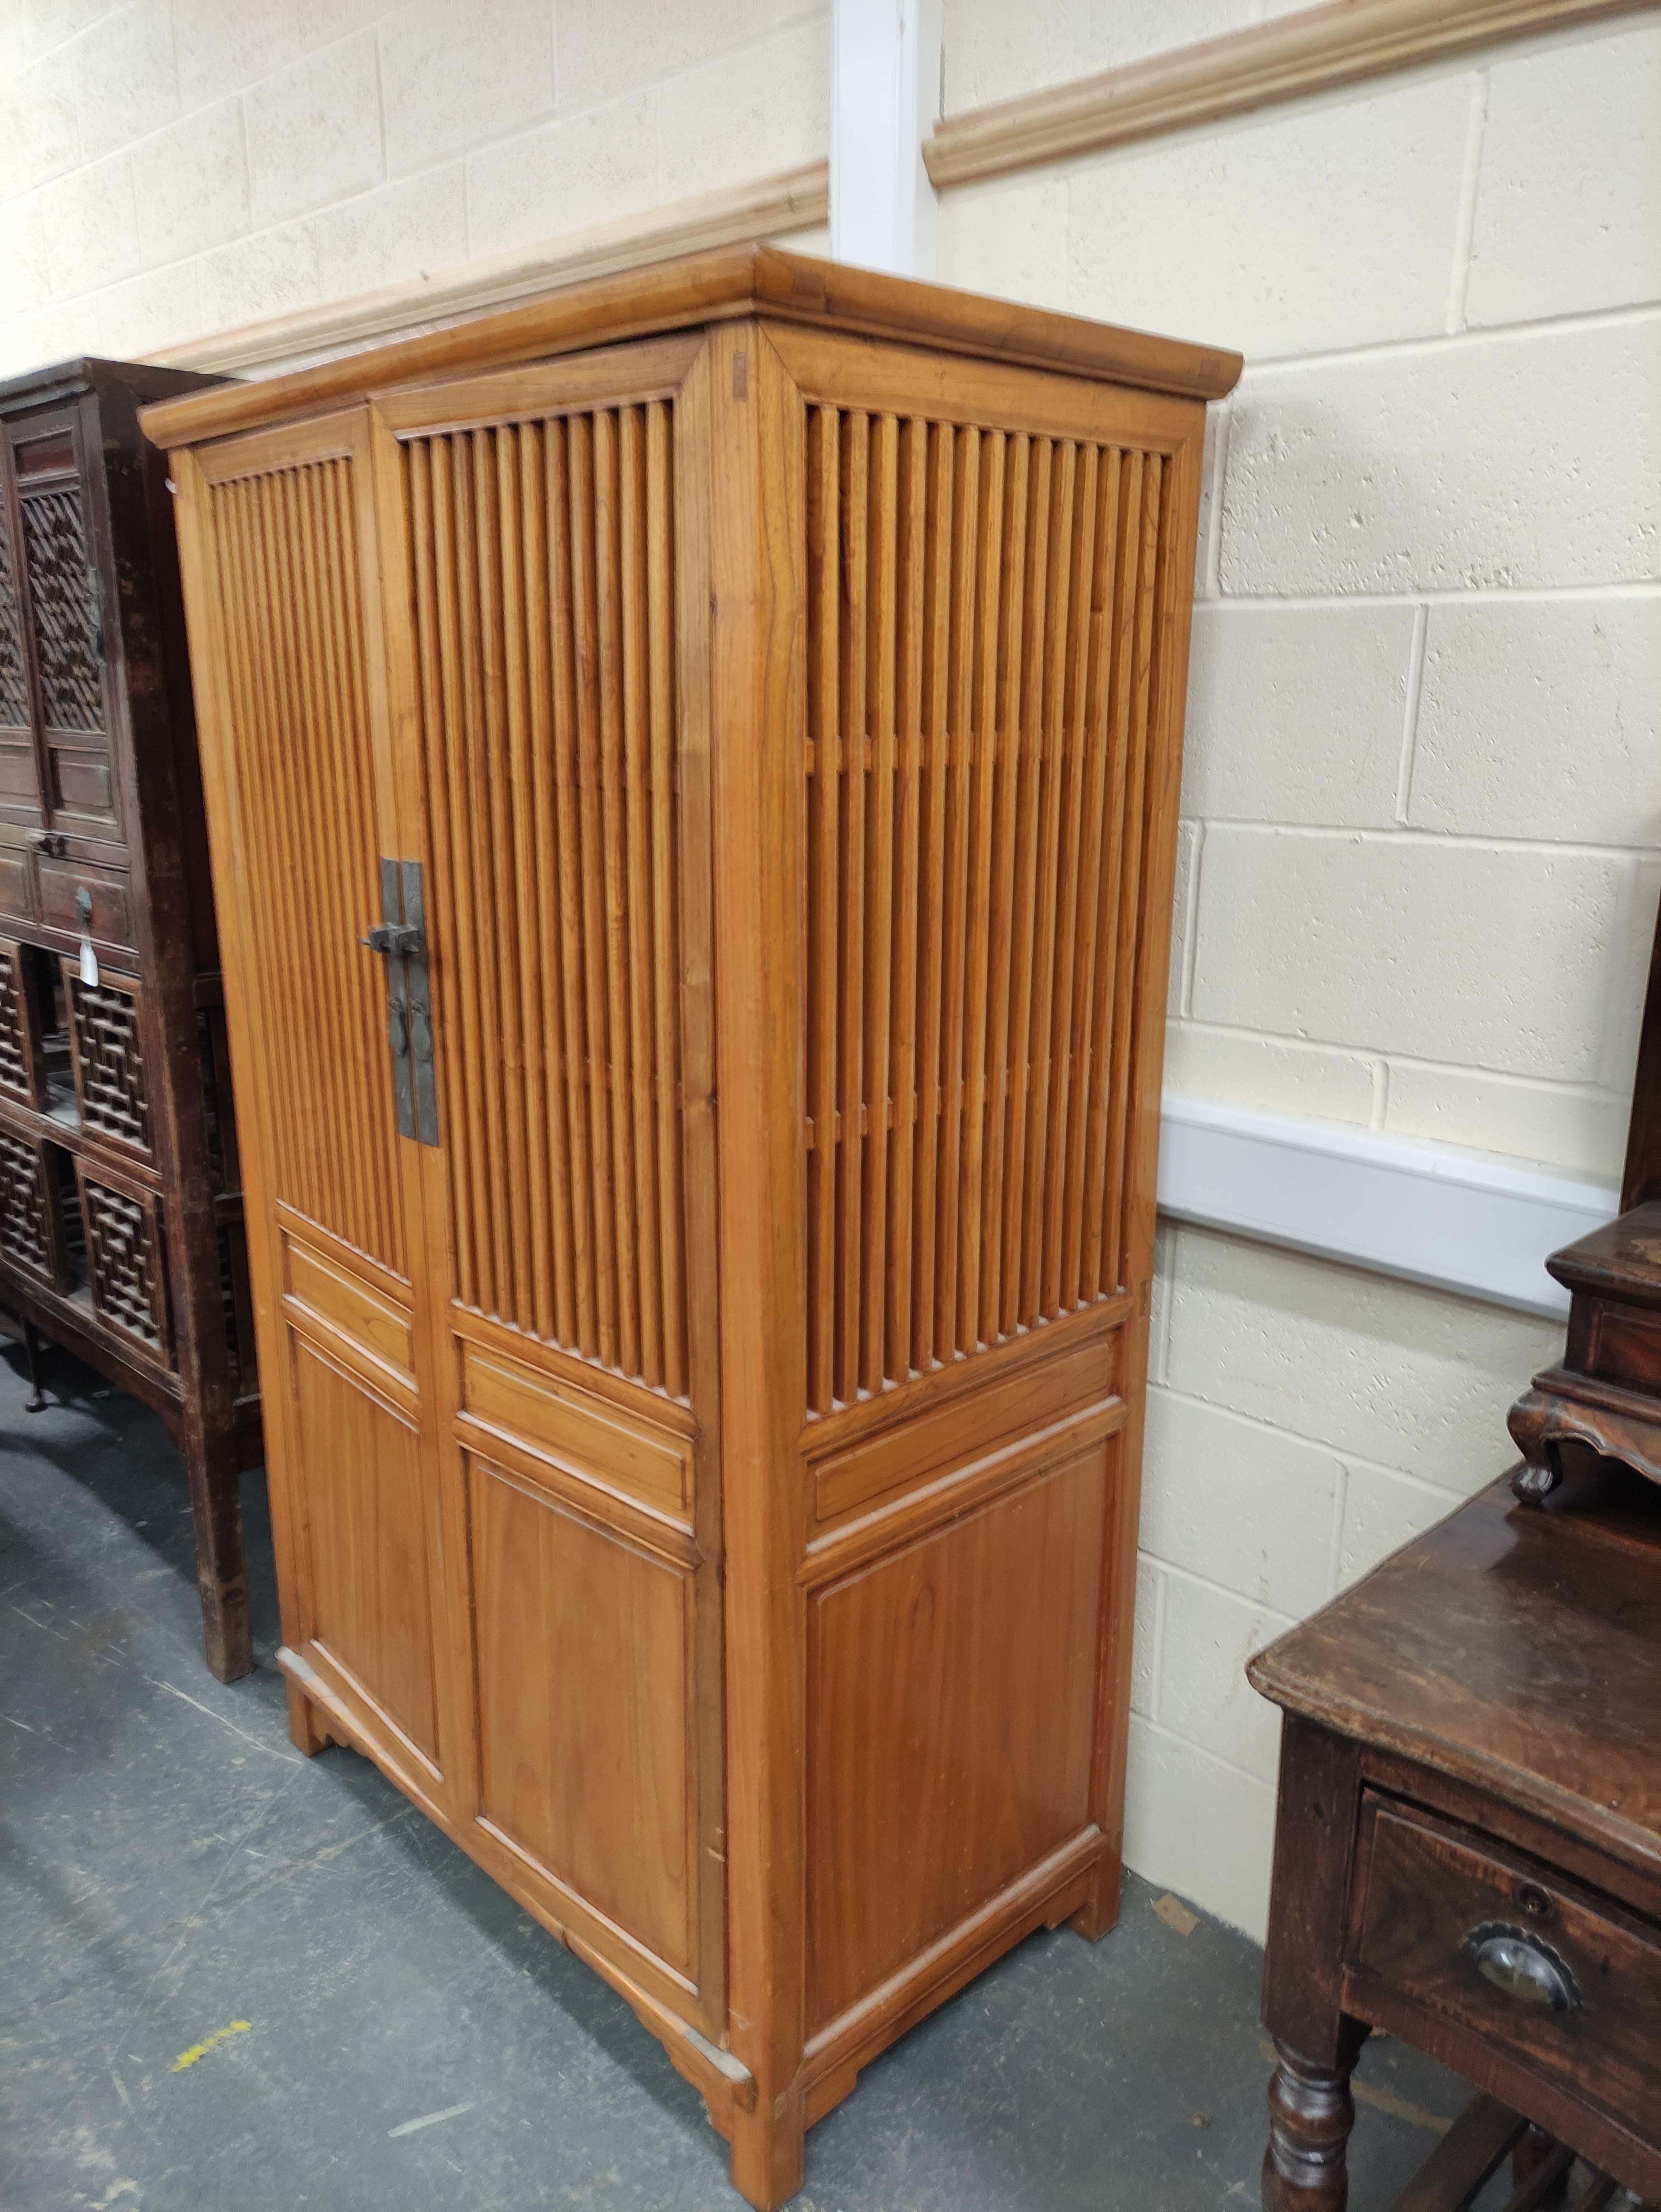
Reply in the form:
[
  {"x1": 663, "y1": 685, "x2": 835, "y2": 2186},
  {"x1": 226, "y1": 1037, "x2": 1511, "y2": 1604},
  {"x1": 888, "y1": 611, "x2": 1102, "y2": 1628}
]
[{"x1": 1248, "y1": 1459, "x2": 1661, "y2": 2209}]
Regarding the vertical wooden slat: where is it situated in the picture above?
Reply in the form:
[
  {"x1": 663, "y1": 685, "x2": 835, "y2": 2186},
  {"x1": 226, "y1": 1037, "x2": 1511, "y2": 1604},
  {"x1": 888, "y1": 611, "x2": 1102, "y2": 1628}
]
[
  {"x1": 475, "y1": 430, "x2": 536, "y2": 1331},
  {"x1": 956, "y1": 429, "x2": 1006, "y2": 1353},
  {"x1": 453, "y1": 438, "x2": 511, "y2": 1317},
  {"x1": 1017, "y1": 440, "x2": 1096, "y2": 1330},
  {"x1": 1096, "y1": 452, "x2": 1165, "y2": 1301},
  {"x1": 548, "y1": 418, "x2": 599, "y2": 1362},
  {"x1": 408, "y1": 441, "x2": 476, "y2": 1309},
  {"x1": 620, "y1": 406, "x2": 663, "y2": 1389},
  {"x1": 885, "y1": 416, "x2": 926, "y2": 1383},
  {"x1": 520, "y1": 420, "x2": 578, "y2": 1349},
  {"x1": 430, "y1": 438, "x2": 494, "y2": 1315},
  {"x1": 910, "y1": 422, "x2": 952, "y2": 1375},
  {"x1": 806, "y1": 406, "x2": 840, "y2": 1414},
  {"x1": 646, "y1": 400, "x2": 686, "y2": 1397},
  {"x1": 595, "y1": 409, "x2": 641, "y2": 1380},
  {"x1": 859, "y1": 415, "x2": 898, "y2": 1395},
  {"x1": 568, "y1": 412, "x2": 620, "y2": 1370},
  {"x1": 1040, "y1": 446, "x2": 1120, "y2": 1318},
  {"x1": 250, "y1": 480, "x2": 346, "y2": 1242},
  {"x1": 217, "y1": 487, "x2": 305, "y2": 1217},
  {"x1": 979, "y1": 432, "x2": 1041, "y2": 1345},
  {"x1": 934, "y1": 425, "x2": 979, "y2": 1364},
  {"x1": 290, "y1": 465, "x2": 381, "y2": 1263},
  {"x1": 494, "y1": 428, "x2": 551, "y2": 1337},
  {"x1": 1000, "y1": 437, "x2": 1070, "y2": 1338},
  {"x1": 1066, "y1": 449, "x2": 1145, "y2": 1307},
  {"x1": 835, "y1": 409, "x2": 869, "y2": 1405}
]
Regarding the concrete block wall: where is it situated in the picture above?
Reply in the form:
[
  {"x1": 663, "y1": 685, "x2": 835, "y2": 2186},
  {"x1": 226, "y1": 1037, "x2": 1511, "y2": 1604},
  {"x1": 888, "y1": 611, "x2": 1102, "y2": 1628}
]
[
  {"x1": 0, "y1": 0, "x2": 830, "y2": 371},
  {"x1": 939, "y1": 5, "x2": 1661, "y2": 1938}
]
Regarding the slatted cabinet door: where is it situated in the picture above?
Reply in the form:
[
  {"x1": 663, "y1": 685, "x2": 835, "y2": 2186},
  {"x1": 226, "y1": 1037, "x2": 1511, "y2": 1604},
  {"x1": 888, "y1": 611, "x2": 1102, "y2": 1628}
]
[
  {"x1": 368, "y1": 337, "x2": 727, "y2": 2040},
  {"x1": 171, "y1": 411, "x2": 469, "y2": 1814}
]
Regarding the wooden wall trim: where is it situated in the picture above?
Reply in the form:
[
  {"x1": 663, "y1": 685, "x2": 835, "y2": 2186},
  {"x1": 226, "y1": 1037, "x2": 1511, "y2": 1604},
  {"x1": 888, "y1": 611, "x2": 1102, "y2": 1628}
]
[
  {"x1": 923, "y1": 0, "x2": 1657, "y2": 189},
  {"x1": 148, "y1": 164, "x2": 830, "y2": 377}
]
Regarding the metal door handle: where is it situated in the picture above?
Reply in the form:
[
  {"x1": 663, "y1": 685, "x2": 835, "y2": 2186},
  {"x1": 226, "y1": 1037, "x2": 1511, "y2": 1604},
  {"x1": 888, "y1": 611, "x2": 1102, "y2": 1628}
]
[
  {"x1": 1464, "y1": 1923, "x2": 1581, "y2": 2013},
  {"x1": 361, "y1": 922, "x2": 424, "y2": 960}
]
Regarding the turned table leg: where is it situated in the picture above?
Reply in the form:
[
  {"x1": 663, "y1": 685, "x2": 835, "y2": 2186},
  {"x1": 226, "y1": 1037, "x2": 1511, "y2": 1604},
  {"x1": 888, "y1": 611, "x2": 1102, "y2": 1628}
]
[{"x1": 1263, "y1": 2037, "x2": 1363, "y2": 2212}]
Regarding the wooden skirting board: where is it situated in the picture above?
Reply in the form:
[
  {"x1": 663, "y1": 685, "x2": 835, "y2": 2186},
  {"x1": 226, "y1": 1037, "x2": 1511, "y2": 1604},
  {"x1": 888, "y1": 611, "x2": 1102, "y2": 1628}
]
[{"x1": 923, "y1": 0, "x2": 1659, "y2": 188}]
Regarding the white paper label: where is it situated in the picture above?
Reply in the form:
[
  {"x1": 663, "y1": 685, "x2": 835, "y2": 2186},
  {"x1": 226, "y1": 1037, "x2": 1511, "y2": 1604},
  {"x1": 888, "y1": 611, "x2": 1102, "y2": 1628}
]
[{"x1": 79, "y1": 938, "x2": 99, "y2": 988}]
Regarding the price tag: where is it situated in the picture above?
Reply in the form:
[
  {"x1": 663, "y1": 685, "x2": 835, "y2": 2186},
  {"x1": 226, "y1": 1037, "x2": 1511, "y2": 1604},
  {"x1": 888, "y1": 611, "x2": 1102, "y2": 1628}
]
[{"x1": 79, "y1": 935, "x2": 99, "y2": 988}]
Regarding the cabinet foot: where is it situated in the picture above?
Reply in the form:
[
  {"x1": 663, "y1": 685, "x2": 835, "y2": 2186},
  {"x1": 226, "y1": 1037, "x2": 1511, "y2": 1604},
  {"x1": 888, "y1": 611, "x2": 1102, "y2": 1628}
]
[
  {"x1": 727, "y1": 2087, "x2": 805, "y2": 2212},
  {"x1": 286, "y1": 1680, "x2": 335, "y2": 1757},
  {"x1": 1262, "y1": 2039, "x2": 1362, "y2": 2212},
  {"x1": 185, "y1": 1438, "x2": 252, "y2": 1683},
  {"x1": 1069, "y1": 1847, "x2": 1122, "y2": 1941}
]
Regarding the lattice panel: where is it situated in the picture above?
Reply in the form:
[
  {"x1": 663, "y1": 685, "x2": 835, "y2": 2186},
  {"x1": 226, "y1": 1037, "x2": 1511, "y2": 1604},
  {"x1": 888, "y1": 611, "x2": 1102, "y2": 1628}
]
[
  {"x1": 207, "y1": 456, "x2": 407, "y2": 1278},
  {"x1": 20, "y1": 487, "x2": 105, "y2": 734},
  {"x1": 69, "y1": 973, "x2": 150, "y2": 1150},
  {"x1": 804, "y1": 409, "x2": 1172, "y2": 1412},
  {"x1": 0, "y1": 1128, "x2": 51, "y2": 1276},
  {"x1": 83, "y1": 1175, "x2": 170, "y2": 1356},
  {"x1": 402, "y1": 407, "x2": 688, "y2": 1395},
  {"x1": 0, "y1": 512, "x2": 29, "y2": 728},
  {"x1": 0, "y1": 945, "x2": 31, "y2": 1098}
]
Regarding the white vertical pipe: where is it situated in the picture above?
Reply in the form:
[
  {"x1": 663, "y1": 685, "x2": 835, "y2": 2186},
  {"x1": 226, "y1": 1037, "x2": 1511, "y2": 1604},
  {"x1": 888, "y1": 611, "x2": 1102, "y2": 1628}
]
[{"x1": 830, "y1": 0, "x2": 941, "y2": 279}]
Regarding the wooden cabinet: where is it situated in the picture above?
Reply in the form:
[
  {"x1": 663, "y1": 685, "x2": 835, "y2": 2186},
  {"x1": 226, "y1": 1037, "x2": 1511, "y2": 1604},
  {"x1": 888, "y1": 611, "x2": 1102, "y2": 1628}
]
[
  {"x1": 144, "y1": 247, "x2": 1239, "y2": 2207},
  {"x1": 0, "y1": 357, "x2": 260, "y2": 1684}
]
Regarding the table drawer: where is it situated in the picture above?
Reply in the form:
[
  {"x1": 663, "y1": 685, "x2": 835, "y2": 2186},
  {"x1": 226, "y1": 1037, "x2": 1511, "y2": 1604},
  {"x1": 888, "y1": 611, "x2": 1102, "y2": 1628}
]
[
  {"x1": 1349, "y1": 1797, "x2": 1661, "y2": 2138},
  {"x1": 37, "y1": 856, "x2": 133, "y2": 952}
]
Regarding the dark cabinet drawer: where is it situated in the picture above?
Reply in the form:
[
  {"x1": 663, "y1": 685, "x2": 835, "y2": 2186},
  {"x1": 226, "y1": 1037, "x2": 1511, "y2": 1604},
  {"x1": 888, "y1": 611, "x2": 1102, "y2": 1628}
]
[
  {"x1": 1349, "y1": 1797, "x2": 1661, "y2": 2137},
  {"x1": 38, "y1": 856, "x2": 133, "y2": 951},
  {"x1": 0, "y1": 844, "x2": 33, "y2": 924}
]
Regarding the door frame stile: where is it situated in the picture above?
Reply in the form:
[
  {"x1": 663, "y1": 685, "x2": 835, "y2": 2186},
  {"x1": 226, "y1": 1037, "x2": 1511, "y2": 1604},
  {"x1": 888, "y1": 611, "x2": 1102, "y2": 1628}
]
[
  {"x1": 673, "y1": 335, "x2": 731, "y2": 2045},
  {"x1": 166, "y1": 445, "x2": 310, "y2": 1698},
  {"x1": 365, "y1": 399, "x2": 482, "y2": 1823},
  {"x1": 707, "y1": 320, "x2": 811, "y2": 2207},
  {"x1": 1076, "y1": 408, "x2": 1208, "y2": 1940}
]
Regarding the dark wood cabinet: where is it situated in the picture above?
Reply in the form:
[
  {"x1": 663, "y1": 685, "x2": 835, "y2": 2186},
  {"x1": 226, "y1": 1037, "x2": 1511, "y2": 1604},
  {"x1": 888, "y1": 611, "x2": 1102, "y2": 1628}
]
[{"x1": 0, "y1": 357, "x2": 260, "y2": 1684}]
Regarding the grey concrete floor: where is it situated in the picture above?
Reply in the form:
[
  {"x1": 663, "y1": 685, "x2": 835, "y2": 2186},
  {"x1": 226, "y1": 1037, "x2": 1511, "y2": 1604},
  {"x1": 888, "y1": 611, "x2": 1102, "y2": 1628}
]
[{"x1": 0, "y1": 1339, "x2": 1479, "y2": 2212}]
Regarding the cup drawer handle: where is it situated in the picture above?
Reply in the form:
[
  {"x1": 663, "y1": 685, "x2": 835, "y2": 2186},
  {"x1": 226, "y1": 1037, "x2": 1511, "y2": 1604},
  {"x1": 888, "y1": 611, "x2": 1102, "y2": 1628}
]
[{"x1": 1463, "y1": 1922, "x2": 1582, "y2": 2013}]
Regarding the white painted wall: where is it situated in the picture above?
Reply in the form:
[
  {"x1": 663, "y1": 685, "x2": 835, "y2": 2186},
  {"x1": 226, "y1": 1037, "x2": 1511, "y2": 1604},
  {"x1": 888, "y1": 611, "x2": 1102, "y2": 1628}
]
[
  {"x1": 939, "y1": 6, "x2": 1661, "y2": 1937},
  {"x1": 0, "y1": 0, "x2": 830, "y2": 371}
]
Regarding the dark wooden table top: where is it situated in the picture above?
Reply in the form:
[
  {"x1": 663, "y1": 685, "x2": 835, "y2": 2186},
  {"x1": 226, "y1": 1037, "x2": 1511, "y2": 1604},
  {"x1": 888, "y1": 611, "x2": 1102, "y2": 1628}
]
[{"x1": 1248, "y1": 1458, "x2": 1661, "y2": 1889}]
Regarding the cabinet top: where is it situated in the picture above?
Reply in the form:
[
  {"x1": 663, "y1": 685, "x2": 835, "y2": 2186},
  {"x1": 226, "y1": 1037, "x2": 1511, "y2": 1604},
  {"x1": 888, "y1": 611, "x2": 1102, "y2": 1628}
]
[
  {"x1": 0, "y1": 355, "x2": 221, "y2": 424},
  {"x1": 139, "y1": 243, "x2": 1241, "y2": 453}
]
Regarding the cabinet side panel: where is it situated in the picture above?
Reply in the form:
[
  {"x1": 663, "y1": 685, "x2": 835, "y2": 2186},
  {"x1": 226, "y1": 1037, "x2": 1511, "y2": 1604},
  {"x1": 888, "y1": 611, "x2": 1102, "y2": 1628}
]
[
  {"x1": 802, "y1": 394, "x2": 1174, "y2": 1412},
  {"x1": 806, "y1": 1438, "x2": 1108, "y2": 2029}
]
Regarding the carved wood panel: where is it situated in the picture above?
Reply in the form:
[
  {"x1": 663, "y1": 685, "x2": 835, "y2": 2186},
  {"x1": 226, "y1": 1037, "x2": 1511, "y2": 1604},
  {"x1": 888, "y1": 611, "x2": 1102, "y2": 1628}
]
[
  {"x1": 19, "y1": 486, "x2": 105, "y2": 735},
  {"x1": 401, "y1": 406, "x2": 687, "y2": 1396},
  {"x1": 0, "y1": 1124, "x2": 53, "y2": 1277},
  {"x1": 0, "y1": 505, "x2": 30, "y2": 729},
  {"x1": 803, "y1": 408, "x2": 1171, "y2": 1411},
  {"x1": 67, "y1": 971, "x2": 151, "y2": 1153},
  {"x1": 80, "y1": 1169, "x2": 171, "y2": 1358},
  {"x1": 0, "y1": 943, "x2": 33, "y2": 1100}
]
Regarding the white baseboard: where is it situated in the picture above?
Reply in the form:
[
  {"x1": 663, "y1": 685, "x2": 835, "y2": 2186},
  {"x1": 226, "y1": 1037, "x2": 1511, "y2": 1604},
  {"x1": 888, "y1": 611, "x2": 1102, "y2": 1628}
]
[{"x1": 1157, "y1": 1094, "x2": 1618, "y2": 1319}]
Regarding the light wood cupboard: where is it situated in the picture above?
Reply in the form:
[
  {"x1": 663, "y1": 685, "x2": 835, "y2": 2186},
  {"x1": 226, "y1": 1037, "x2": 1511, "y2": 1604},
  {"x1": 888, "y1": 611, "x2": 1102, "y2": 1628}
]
[{"x1": 143, "y1": 247, "x2": 1239, "y2": 2207}]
